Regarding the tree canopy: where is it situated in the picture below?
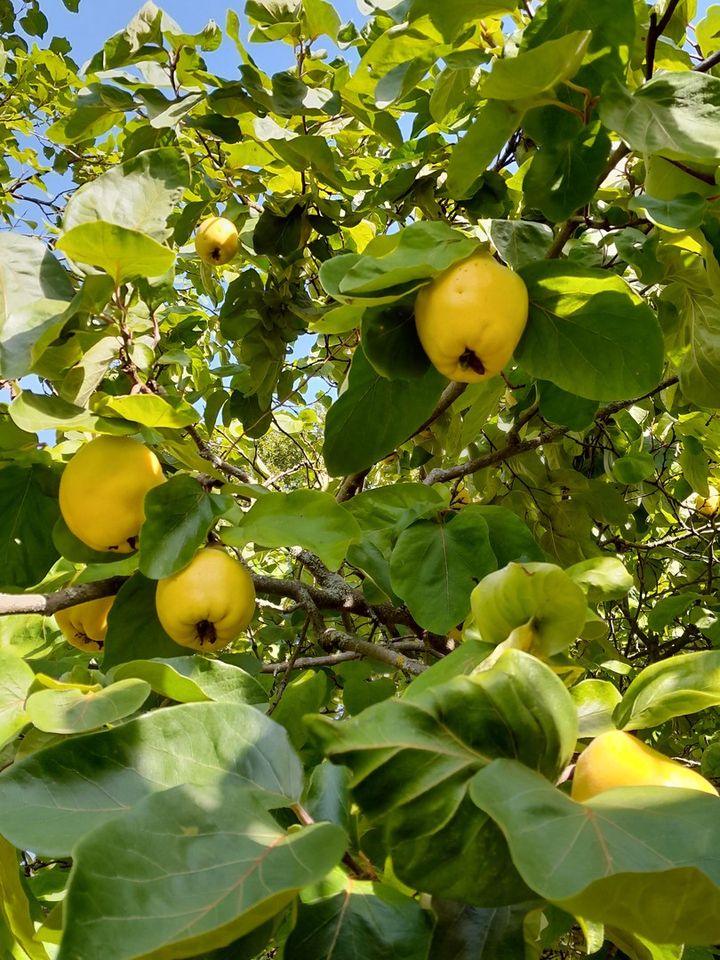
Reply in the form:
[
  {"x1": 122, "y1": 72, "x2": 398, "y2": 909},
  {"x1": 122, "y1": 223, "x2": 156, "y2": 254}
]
[{"x1": 1, "y1": 1, "x2": 720, "y2": 958}]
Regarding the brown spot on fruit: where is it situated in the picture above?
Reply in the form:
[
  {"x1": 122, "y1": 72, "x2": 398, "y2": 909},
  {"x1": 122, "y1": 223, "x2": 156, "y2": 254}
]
[
  {"x1": 459, "y1": 348, "x2": 485, "y2": 376},
  {"x1": 211, "y1": 247, "x2": 221, "y2": 262}
]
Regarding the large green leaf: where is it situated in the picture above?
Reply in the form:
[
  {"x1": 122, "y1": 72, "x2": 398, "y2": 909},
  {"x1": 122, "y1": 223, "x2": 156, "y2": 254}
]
[
  {"x1": 59, "y1": 784, "x2": 346, "y2": 960},
  {"x1": 102, "y1": 573, "x2": 185, "y2": 669},
  {"x1": 566, "y1": 556, "x2": 634, "y2": 603},
  {"x1": 310, "y1": 649, "x2": 577, "y2": 905},
  {"x1": 0, "y1": 701, "x2": 303, "y2": 855},
  {"x1": 0, "y1": 233, "x2": 73, "y2": 379},
  {"x1": 63, "y1": 147, "x2": 190, "y2": 241},
  {"x1": 0, "y1": 464, "x2": 60, "y2": 589},
  {"x1": 222, "y1": 490, "x2": 361, "y2": 570},
  {"x1": 389, "y1": 507, "x2": 498, "y2": 634},
  {"x1": 139, "y1": 475, "x2": 230, "y2": 579},
  {"x1": 285, "y1": 881, "x2": 433, "y2": 960},
  {"x1": 446, "y1": 100, "x2": 524, "y2": 198},
  {"x1": 24, "y1": 678, "x2": 151, "y2": 735},
  {"x1": 0, "y1": 649, "x2": 33, "y2": 749},
  {"x1": 516, "y1": 261, "x2": 664, "y2": 401},
  {"x1": 470, "y1": 562, "x2": 587, "y2": 655},
  {"x1": 56, "y1": 222, "x2": 175, "y2": 284},
  {"x1": 97, "y1": 392, "x2": 199, "y2": 427},
  {"x1": 319, "y1": 222, "x2": 479, "y2": 302},
  {"x1": 323, "y1": 346, "x2": 446, "y2": 476},
  {"x1": 673, "y1": 289, "x2": 720, "y2": 408},
  {"x1": 470, "y1": 760, "x2": 720, "y2": 945},
  {"x1": 428, "y1": 898, "x2": 534, "y2": 960},
  {"x1": 8, "y1": 391, "x2": 129, "y2": 435},
  {"x1": 600, "y1": 73, "x2": 720, "y2": 163},
  {"x1": 614, "y1": 651, "x2": 720, "y2": 731},
  {"x1": 109, "y1": 656, "x2": 267, "y2": 706},
  {"x1": 523, "y1": 121, "x2": 610, "y2": 221},
  {"x1": 482, "y1": 31, "x2": 590, "y2": 100},
  {"x1": 571, "y1": 679, "x2": 622, "y2": 738},
  {"x1": 408, "y1": 0, "x2": 519, "y2": 42}
]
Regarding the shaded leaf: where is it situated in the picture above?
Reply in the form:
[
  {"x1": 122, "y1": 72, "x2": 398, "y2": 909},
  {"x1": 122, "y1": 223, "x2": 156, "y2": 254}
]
[
  {"x1": 59, "y1": 784, "x2": 346, "y2": 960},
  {"x1": 0, "y1": 701, "x2": 303, "y2": 855},
  {"x1": 0, "y1": 464, "x2": 60, "y2": 590},
  {"x1": 470, "y1": 759, "x2": 720, "y2": 945},
  {"x1": 25, "y1": 679, "x2": 151, "y2": 734},
  {"x1": 0, "y1": 649, "x2": 33, "y2": 748},
  {"x1": 109, "y1": 656, "x2": 267, "y2": 706}
]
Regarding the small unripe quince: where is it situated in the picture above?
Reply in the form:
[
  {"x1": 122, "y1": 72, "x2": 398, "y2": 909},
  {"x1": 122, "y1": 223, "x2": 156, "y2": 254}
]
[
  {"x1": 155, "y1": 546, "x2": 256, "y2": 652},
  {"x1": 59, "y1": 436, "x2": 164, "y2": 553},
  {"x1": 571, "y1": 730, "x2": 718, "y2": 801},
  {"x1": 55, "y1": 596, "x2": 115, "y2": 652},
  {"x1": 414, "y1": 253, "x2": 529, "y2": 383},
  {"x1": 194, "y1": 216, "x2": 239, "y2": 266}
]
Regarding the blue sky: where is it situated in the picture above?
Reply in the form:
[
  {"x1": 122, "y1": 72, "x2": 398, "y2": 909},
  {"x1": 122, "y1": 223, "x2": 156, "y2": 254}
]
[{"x1": 38, "y1": 0, "x2": 363, "y2": 75}]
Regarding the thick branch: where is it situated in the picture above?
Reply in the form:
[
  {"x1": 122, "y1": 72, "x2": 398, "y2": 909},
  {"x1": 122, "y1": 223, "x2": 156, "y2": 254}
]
[
  {"x1": 424, "y1": 376, "x2": 679, "y2": 486},
  {"x1": 322, "y1": 629, "x2": 427, "y2": 675},
  {"x1": 645, "y1": 0, "x2": 682, "y2": 80},
  {"x1": 0, "y1": 578, "x2": 127, "y2": 617}
]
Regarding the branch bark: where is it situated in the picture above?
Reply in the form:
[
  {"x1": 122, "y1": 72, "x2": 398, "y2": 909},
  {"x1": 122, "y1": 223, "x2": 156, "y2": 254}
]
[
  {"x1": 423, "y1": 376, "x2": 679, "y2": 486},
  {"x1": 0, "y1": 578, "x2": 127, "y2": 617},
  {"x1": 322, "y1": 629, "x2": 427, "y2": 675}
]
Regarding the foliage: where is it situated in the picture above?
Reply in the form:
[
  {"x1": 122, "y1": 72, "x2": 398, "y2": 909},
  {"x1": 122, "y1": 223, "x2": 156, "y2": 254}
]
[{"x1": 0, "y1": 0, "x2": 720, "y2": 957}]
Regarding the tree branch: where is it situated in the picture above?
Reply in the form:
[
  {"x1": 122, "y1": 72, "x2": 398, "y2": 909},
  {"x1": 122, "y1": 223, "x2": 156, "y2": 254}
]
[
  {"x1": 423, "y1": 376, "x2": 679, "y2": 486},
  {"x1": 185, "y1": 425, "x2": 251, "y2": 483},
  {"x1": 645, "y1": 0, "x2": 682, "y2": 80},
  {"x1": 322, "y1": 629, "x2": 427, "y2": 675},
  {"x1": 0, "y1": 578, "x2": 127, "y2": 617}
]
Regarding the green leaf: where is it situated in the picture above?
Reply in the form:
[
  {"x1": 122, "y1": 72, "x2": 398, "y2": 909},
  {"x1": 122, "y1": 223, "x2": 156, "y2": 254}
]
[
  {"x1": 0, "y1": 233, "x2": 73, "y2": 379},
  {"x1": 469, "y1": 562, "x2": 587, "y2": 655},
  {"x1": 56, "y1": 222, "x2": 175, "y2": 284},
  {"x1": 0, "y1": 649, "x2": 33, "y2": 748},
  {"x1": 471, "y1": 505, "x2": 545, "y2": 568},
  {"x1": 63, "y1": 147, "x2": 190, "y2": 242},
  {"x1": 323, "y1": 347, "x2": 446, "y2": 476},
  {"x1": 0, "y1": 464, "x2": 60, "y2": 590},
  {"x1": 647, "y1": 593, "x2": 700, "y2": 632},
  {"x1": 566, "y1": 556, "x2": 634, "y2": 603},
  {"x1": 470, "y1": 759, "x2": 720, "y2": 945},
  {"x1": 25, "y1": 678, "x2": 151, "y2": 734},
  {"x1": 600, "y1": 73, "x2": 720, "y2": 163},
  {"x1": 302, "y1": 0, "x2": 341, "y2": 39},
  {"x1": 108, "y1": 656, "x2": 267, "y2": 706},
  {"x1": 320, "y1": 222, "x2": 479, "y2": 302},
  {"x1": 524, "y1": 121, "x2": 611, "y2": 221},
  {"x1": 285, "y1": 881, "x2": 433, "y2": 960},
  {"x1": 628, "y1": 193, "x2": 708, "y2": 231},
  {"x1": 97, "y1": 393, "x2": 198, "y2": 427},
  {"x1": 139, "y1": 475, "x2": 228, "y2": 579},
  {"x1": 403, "y1": 639, "x2": 495, "y2": 702},
  {"x1": 516, "y1": 261, "x2": 664, "y2": 401},
  {"x1": 409, "y1": 0, "x2": 519, "y2": 43},
  {"x1": 612, "y1": 450, "x2": 656, "y2": 483},
  {"x1": 446, "y1": 100, "x2": 524, "y2": 198},
  {"x1": 222, "y1": 490, "x2": 361, "y2": 570},
  {"x1": 271, "y1": 670, "x2": 331, "y2": 750},
  {"x1": 428, "y1": 898, "x2": 533, "y2": 960},
  {"x1": 389, "y1": 507, "x2": 497, "y2": 634},
  {"x1": 489, "y1": 219, "x2": 553, "y2": 270},
  {"x1": 614, "y1": 651, "x2": 720, "y2": 731},
  {"x1": 310, "y1": 649, "x2": 577, "y2": 905},
  {"x1": 0, "y1": 701, "x2": 302, "y2": 856},
  {"x1": 361, "y1": 301, "x2": 430, "y2": 380},
  {"x1": 9, "y1": 391, "x2": 125, "y2": 435},
  {"x1": 59, "y1": 784, "x2": 346, "y2": 960},
  {"x1": 101, "y1": 573, "x2": 185, "y2": 669},
  {"x1": 538, "y1": 381, "x2": 599, "y2": 430},
  {"x1": 672, "y1": 289, "x2": 720, "y2": 408},
  {"x1": 571, "y1": 679, "x2": 622, "y2": 738},
  {"x1": 482, "y1": 31, "x2": 590, "y2": 100}
]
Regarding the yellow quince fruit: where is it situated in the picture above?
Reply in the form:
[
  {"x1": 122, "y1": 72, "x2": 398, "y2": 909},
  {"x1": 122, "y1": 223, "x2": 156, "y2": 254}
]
[
  {"x1": 194, "y1": 216, "x2": 239, "y2": 266},
  {"x1": 414, "y1": 253, "x2": 529, "y2": 382},
  {"x1": 59, "y1": 436, "x2": 164, "y2": 553},
  {"x1": 571, "y1": 730, "x2": 718, "y2": 801},
  {"x1": 55, "y1": 595, "x2": 115, "y2": 652},
  {"x1": 155, "y1": 546, "x2": 256, "y2": 652}
]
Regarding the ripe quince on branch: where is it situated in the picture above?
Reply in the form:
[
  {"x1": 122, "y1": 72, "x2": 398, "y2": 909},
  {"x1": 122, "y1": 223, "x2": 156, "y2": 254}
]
[
  {"x1": 155, "y1": 546, "x2": 256, "y2": 652},
  {"x1": 194, "y1": 216, "x2": 239, "y2": 266},
  {"x1": 571, "y1": 730, "x2": 718, "y2": 801},
  {"x1": 414, "y1": 253, "x2": 529, "y2": 383},
  {"x1": 59, "y1": 436, "x2": 164, "y2": 553},
  {"x1": 55, "y1": 595, "x2": 114, "y2": 652}
]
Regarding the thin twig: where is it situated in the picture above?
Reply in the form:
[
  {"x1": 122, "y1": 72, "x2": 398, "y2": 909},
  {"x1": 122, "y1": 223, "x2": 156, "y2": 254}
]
[{"x1": 322, "y1": 629, "x2": 427, "y2": 675}]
